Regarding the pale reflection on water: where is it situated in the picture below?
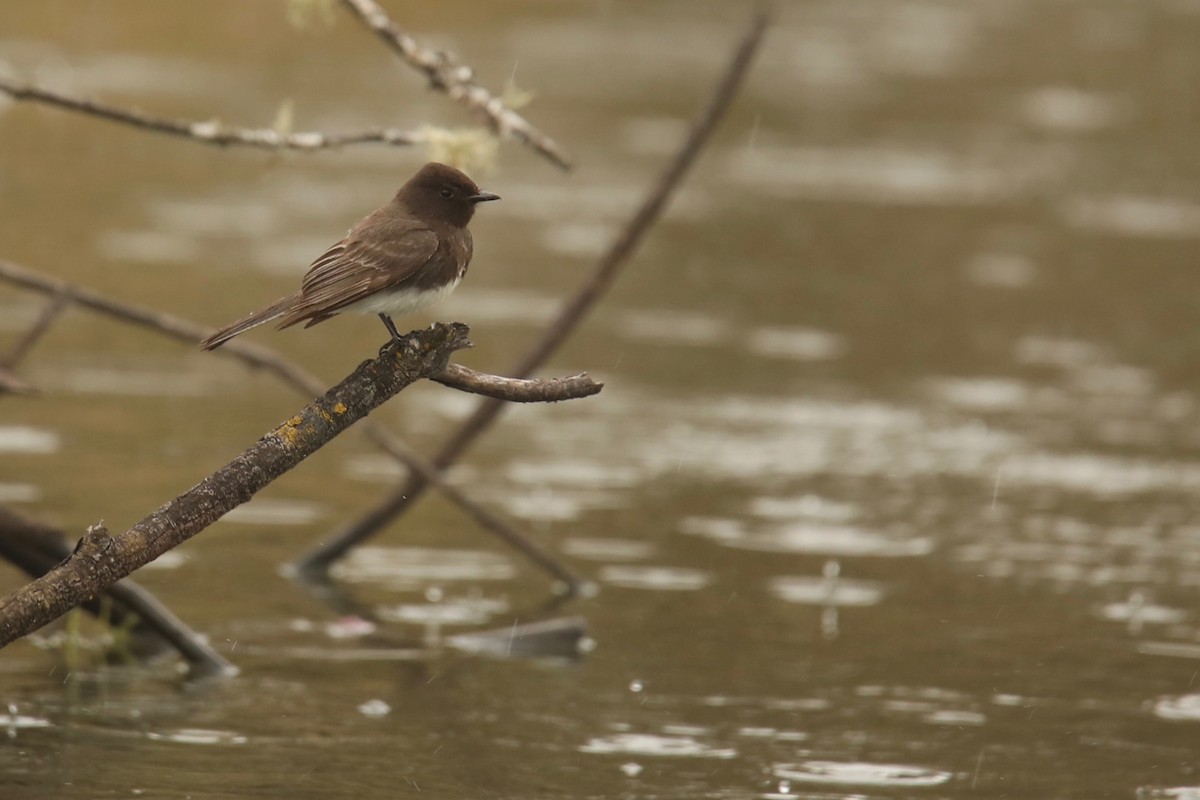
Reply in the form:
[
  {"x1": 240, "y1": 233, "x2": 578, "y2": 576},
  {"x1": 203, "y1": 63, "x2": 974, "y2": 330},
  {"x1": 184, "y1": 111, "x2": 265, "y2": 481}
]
[
  {"x1": 219, "y1": 498, "x2": 325, "y2": 527},
  {"x1": 331, "y1": 547, "x2": 518, "y2": 588},
  {"x1": 729, "y1": 144, "x2": 1051, "y2": 205},
  {"x1": 0, "y1": 426, "x2": 59, "y2": 454},
  {"x1": 579, "y1": 731, "x2": 737, "y2": 759},
  {"x1": 772, "y1": 760, "x2": 953, "y2": 788}
]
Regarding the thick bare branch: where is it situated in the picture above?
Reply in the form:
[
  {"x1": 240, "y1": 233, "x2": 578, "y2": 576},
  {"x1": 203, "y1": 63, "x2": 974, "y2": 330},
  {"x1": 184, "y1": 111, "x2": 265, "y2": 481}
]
[
  {"x1": 0, "y1": 76, "x2": 422, "y2": 152},
  {"x1": 0, "y1": 507, "x2": 236, "y2": 677},
  {"x1": 0, "y1": 323, "x2": 474, "y2": 649},
  {"x1": 294, "y1": 6, "x2": 773, "y2": 573},
  {"x1": 338, "y1": 0, "x2": 573, "y2": 170},
  {"x1": 0, "y1": 258, "x2": 590, "y2": 591}
]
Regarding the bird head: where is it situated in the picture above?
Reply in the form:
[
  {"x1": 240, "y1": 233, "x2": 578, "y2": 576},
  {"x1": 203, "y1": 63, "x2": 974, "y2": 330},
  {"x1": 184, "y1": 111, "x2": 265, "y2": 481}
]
[{"x1": 400, "y1": 162, "x2": 500, "y2": 228}]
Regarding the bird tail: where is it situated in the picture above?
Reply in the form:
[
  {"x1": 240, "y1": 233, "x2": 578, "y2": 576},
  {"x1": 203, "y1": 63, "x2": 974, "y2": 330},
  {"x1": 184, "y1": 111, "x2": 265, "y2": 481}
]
[{"x1": 200, "y1": 292, "x2": 301, "y2": 350}]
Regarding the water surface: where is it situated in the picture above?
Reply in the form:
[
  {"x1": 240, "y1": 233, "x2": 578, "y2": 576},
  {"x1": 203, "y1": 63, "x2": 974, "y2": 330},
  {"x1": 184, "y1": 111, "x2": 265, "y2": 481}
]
[{"x1": 2, "y1": 1, "x2": 1200, "y2": 798}]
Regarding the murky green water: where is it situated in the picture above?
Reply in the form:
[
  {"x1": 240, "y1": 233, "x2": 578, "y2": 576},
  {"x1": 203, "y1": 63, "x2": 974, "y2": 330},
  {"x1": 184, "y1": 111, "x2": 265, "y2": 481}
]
[{"x1": 3, "y1": 1, "x2": 1200, "y2": 797}]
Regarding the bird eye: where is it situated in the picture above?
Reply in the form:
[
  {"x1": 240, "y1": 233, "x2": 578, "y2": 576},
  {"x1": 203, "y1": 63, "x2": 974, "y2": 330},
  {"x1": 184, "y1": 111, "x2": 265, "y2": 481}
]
[{"x1": 439, "y1": 188, "x2": 454, "y2": 199}]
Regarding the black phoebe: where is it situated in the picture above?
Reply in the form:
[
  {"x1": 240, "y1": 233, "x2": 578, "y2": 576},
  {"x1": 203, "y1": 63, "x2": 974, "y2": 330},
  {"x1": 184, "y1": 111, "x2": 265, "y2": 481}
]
[{"x1": 201, "y1": 162, "x2": 499, "y2": 350}]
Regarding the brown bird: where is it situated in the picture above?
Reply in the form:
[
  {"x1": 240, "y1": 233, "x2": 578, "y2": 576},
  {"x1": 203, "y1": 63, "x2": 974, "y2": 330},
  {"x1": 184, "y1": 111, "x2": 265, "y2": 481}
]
[{"x1": 201, "y1": 162, "x2": 499, "y2": 350}]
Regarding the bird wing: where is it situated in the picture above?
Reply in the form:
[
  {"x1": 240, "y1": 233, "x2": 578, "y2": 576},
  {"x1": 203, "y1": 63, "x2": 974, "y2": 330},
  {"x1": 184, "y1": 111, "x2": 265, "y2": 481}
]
[{"x1": 280, "y1": 221, "x2": 441, "y2": 326}]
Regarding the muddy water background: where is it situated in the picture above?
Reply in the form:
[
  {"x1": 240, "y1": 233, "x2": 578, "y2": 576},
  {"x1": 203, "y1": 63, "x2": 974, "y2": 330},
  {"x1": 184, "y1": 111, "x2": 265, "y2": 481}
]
[{"x1": 3, "y1": 1, "x2": 1200, "y2": 797}]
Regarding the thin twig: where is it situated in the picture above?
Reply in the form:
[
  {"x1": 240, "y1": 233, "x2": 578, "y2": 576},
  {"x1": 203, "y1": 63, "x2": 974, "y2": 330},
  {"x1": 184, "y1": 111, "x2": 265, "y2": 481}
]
[
  {"x1": 433, "y1": 363, "x2": 601, "y2": 402},
  {"x1": 0, "y1": 291, "x2": 70, "y2": 394},
  {"x1": 0, "y1": 323, "x2": 474, "y2": 649},
  {"x1": 338, "y1": 0, "x2": 573, "y2": 170},
  {"x1": 0, "y1": 257, "x2": 323, "y2": 390},
  {"x1": 293, "y1": 6, "x2": 772, "y2": 574},
  {"x1": 2, "y1": 292, "x2": 70, "y2": 370},
  {"x1": 0, "y1": 76, "x2": 422, "y2": 152},
  {"x1": 0, "y1": 368, "x2": 36, "y2": 395},
  {"x1": 0, "y1": 258, "x2": 589, "y2": 590}
]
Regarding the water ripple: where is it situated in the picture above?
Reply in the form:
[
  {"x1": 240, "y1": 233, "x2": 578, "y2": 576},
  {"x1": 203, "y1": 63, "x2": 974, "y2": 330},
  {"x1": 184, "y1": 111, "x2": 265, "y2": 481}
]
[
  {"x1": 599, "y1": 566, "x2": 714, "y2": 591},
  {"x1": 145, "y1": 728, "x2": 248, "y2": 746},
  {"x1": 769, "y1": 575, "x2": 884, "y2": 607},
  {"x1": 1136, "y1": 788, "x2": 1200, "y2": 800},
  {"x1": 55, "y1": 365, "x2": 214, "y2": 396},
  {"x1": 376, "y1": 595, "x2": 509, "y2": 627},
  {"x1": 331, "y1": 547, "x2": 517, "y2": 588},
  {"x1": 1062, "y1": 194, "x2": 1200, "y2": 239},
  {"x1": 682, "y1": 517, "x2": 933, "y2": 558},
  {"x1": 2, "y1": 707, "x2": 51, "y2": 734},
  {"x1": 772, "y1": 760, "x2": 953, "y2": 787},
  {"x1": 0, "y1": 426, "x2": 59, "y2": 454},
  {"x1": 219, "y1": 499, "x2": 324, "y2": 527},
  {"x1": 561, "y1": 537, "x2": 654, "y2": 562},
  {"x1": 580, "y1": 732, "x2": 736, "y2": 759},
  {"x1": 748, "y1": 326, "x2": 847, "y2": 361},
  {"x1": 1153, "y1": 694, "x2": 1200, "y2": 722},
  {"x1": 617, "y1": 309, "x2": 731, "y2": 346},
  {"x1": 728, "y1": 144, "x2": 1055, "y2": 206},
  {"x1": 0, "y1": 482, "x2": 40, "y2": 503}
]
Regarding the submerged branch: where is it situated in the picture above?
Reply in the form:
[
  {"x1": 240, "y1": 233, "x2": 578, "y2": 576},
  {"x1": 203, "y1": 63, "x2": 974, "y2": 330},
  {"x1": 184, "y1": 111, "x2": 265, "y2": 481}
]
[{"x1": 0, "y1": 507, "x2": 236, "y2": 678}]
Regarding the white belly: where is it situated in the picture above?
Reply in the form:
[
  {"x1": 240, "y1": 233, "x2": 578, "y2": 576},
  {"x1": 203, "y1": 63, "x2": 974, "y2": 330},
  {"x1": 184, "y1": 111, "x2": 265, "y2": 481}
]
[{"x1": 342, "y1": 276, "x2": 463, "y2": 317}]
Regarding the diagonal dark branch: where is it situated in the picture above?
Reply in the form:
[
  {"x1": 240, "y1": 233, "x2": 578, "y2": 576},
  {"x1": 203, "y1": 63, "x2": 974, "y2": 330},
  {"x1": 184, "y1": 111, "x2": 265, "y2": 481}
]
[
  {"x1": 292, "y1": 5, "x2": 773, "y2": 574},
  {"x1": 0, "y1": 291, "x2": 70, "y2": 395},
  {"x1": 2, "y1": 291, "x2": 69, "y2": 371},
  {"x1": 338, "y1": 0, "x2": 573, "y2": 170},
  {"x1": 0, "y1": 258, "x2": 590, "y2": 591},
  {"x1": 0, "y1": 76, "x2": 424, "y2": 152},
  {"x1": 0, "y1": 323, "x2": 476, "y2": 649},
  {"x1": 0, "y1": 369, "x2": 36, "y2": 395}
]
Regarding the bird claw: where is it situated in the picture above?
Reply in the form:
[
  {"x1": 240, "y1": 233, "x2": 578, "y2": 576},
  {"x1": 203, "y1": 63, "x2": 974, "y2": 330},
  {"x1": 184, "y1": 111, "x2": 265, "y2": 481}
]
[{"x1": 376, "y1": 314, "x2": 407, "y2": 355}]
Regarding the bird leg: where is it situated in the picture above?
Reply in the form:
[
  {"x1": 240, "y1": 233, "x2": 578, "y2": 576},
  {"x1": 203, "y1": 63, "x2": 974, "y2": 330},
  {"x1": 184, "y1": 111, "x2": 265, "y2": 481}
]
[{"x1": 378, "y1": 313, "x2": 402, "y2": 343}]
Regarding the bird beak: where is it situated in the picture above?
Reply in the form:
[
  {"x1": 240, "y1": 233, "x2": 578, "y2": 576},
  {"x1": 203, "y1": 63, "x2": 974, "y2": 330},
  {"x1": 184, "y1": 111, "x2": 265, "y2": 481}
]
[{"x1": 469, "y1": 192, "x2": 501, "y2": 204}]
